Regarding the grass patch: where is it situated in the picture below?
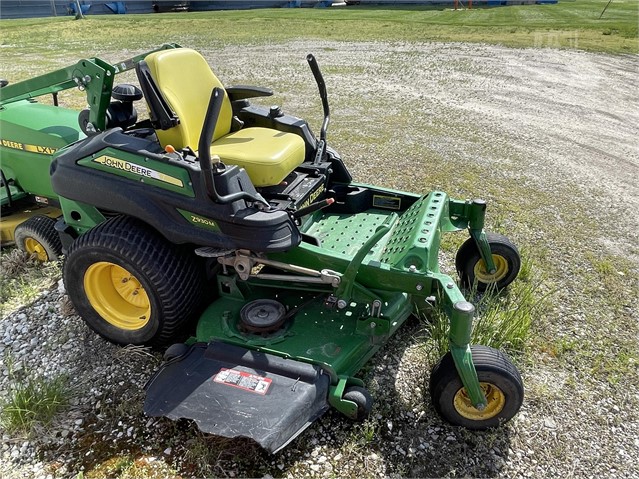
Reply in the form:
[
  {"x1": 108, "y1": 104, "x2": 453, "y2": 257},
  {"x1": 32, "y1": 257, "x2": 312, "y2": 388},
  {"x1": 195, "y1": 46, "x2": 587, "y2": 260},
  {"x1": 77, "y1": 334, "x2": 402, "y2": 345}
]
[
  {"x1": 83, "y1": 455, "x2": 180, "y2": 479},
  {"x1": 423, "y1": 254, "x2": 547, "y2": 360},
  {"x1": 590, "y1": 347, "x2": 637, "y2": 386},
  {"x1": 0, "y1": 372, "x2": 69, "y2": 435},
  {"x1": 0, "y1": 249, "x2": 61, "y2": 316},
  {"x1": 178, "y1": 432, "x2": 266, "y2": 478},
  {"x1": 583, "y1": 251, "x2": 632, "y2": 302},
  {"x1": 0, "y1": 0, "x2": 635, "y2": 60}
]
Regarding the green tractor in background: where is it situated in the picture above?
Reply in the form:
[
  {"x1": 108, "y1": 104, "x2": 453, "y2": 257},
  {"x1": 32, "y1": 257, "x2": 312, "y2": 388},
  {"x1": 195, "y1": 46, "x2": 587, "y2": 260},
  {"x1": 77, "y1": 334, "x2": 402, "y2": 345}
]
[
  {"x1": 0, "y1": 44, "x2": 524, "y2": 452},
  {"x1": 0, "y1": 75, "x2": 77, "y2": 260}
]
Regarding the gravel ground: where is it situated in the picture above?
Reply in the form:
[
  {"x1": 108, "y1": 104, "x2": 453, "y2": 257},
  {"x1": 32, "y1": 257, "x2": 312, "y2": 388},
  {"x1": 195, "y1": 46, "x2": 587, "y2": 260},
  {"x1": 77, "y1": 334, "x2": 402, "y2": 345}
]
[{"x1": 1, "y1": 41, "x2": 638, "y2": 478}]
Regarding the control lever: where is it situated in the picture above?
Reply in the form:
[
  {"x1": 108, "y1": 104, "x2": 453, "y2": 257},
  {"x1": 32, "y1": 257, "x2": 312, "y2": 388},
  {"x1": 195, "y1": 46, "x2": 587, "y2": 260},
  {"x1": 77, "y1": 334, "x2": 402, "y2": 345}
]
[{"x1": 307, "y1": 54, "x2": 330, "y2": 164}]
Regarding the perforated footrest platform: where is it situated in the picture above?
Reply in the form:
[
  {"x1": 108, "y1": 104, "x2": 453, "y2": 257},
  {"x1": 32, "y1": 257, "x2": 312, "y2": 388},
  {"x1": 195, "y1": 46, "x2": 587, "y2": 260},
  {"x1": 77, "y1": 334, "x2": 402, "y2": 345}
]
[{"x1": 379, "y1": 191, "x2": 448, "y2": 273}]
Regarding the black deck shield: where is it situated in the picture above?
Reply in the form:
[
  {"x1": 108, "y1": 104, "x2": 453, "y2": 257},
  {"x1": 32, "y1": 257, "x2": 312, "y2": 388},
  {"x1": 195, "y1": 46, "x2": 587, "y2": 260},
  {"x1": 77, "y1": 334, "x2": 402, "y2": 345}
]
[{"x1": 144, "y1": 342, "x2": 330, "y2": 453}]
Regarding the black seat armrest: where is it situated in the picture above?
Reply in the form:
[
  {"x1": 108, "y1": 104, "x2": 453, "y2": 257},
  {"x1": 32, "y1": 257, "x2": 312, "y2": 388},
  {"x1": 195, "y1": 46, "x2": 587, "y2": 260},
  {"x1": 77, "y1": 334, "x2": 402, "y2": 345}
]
[{"x1": 226, "y1": 85, "x2": 273, "y2": 102}]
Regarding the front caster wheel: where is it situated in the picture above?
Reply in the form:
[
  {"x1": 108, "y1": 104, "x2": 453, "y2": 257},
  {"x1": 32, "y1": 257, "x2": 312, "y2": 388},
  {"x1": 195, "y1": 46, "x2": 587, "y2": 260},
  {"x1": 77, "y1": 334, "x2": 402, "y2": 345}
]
[
  {"x1": 455, "y1": 233, "x2": 521, "y2": 291},
  {"x1": 429, "y1": 345, "x2": 523, "y2": 429},
  {"x1": 343, "y1": 386, "x2": 373, "y2": 421}
]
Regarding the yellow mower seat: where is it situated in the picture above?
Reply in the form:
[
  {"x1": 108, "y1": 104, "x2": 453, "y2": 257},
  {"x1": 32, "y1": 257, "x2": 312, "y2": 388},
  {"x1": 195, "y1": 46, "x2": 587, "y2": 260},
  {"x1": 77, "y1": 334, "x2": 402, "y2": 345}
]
[{"x1": 144, "y1": 48, "x2": 304, "y2": 187}]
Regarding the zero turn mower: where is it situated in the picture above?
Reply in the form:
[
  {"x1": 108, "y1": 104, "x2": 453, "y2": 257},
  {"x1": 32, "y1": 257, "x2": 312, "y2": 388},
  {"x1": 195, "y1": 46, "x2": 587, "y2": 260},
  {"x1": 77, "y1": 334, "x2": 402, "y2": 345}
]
[{"x1": 0, "y1": 44, "x2": 524, "y2": 452}]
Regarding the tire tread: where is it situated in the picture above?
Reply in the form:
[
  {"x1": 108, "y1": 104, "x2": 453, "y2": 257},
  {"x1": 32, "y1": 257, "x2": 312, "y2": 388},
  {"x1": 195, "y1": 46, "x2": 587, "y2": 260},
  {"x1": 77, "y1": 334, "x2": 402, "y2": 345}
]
[
  {"x1": 429, "y1": 345, "x2": 523, "y2": 429},
  {"x1": 455, "y1": 233, "x2": 520, "y2": 290},
  {"x1": 64, "y1": 216, "x2": 203, "y2": 346},
  {"x1": 15, "y1": 215, "x2": 63, "y2": 261}
]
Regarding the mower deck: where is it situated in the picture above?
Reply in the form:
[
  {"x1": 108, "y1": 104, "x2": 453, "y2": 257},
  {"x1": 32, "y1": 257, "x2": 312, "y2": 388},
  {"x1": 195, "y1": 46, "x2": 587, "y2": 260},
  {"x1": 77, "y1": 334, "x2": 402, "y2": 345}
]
[
  {"x1": 0, "y1": 205, "x2": 61, "y2": 245},
  {"x1": 197, "y1": 282, "x2": 413, "y2": 377},
  {"x1": 143, "y1": 194, "x2": 452, "y2": 450},
  {"x1": 199, "y1": 192, "x2": 448, "y2": 379},
  {"x1": 145, "y1": 281, "x2": 414, "y2": 452}
]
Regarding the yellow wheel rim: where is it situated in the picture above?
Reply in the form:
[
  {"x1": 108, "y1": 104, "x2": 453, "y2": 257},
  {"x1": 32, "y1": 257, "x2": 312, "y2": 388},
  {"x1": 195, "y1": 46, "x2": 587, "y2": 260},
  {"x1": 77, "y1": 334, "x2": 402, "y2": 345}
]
[
  {"x1": 474, "y1": 254, "x2": 509, "y2": 284},
  {"x1": 84, "y1": 262, "x2": 151, "y2": 330},
  {"x1": 454, "y1": 382, "x2": 506, "y2": 420},
  {"x1": 24, "y1": 237, "x2": 49, "y2": 262}
]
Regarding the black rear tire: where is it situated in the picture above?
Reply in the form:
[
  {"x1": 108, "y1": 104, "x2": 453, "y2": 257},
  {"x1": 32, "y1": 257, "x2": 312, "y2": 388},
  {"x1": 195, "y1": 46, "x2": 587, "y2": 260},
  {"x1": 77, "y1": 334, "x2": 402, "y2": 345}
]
[
  {"x1": 14, "y1": 215, "x2": 62, "y2": 261},
  {"x1": 64, "y1": 216, "x2": 203, "y2": 347},
  {"x1": 429, "y1": 345, "x2": 523, "y2": 430},
  {"x1": 455, "y1": 233, "x2": 520, "y2": 291}
]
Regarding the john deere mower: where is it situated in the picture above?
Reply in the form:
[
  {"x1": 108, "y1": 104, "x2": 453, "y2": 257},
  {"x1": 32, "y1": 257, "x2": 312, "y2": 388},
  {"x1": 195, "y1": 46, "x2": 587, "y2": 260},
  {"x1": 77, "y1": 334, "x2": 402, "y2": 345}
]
[
  {"x1": 0, "y1": 76, "x2": 71, "y2": 261},
  {"x1": 0, "y1": 44, "x2": 524, "y2": 452}
]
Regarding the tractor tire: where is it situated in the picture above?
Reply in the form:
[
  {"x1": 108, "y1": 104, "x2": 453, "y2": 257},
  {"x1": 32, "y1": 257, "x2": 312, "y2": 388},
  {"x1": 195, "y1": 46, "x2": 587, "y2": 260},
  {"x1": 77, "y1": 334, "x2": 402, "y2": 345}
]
[
  {"x1": 455, "y1": 233, "x2": 521, "y2": 291},
  {"x1": 429, "y1": 345, "x2": 524, "y2": 430},
  {"x1": 343, "y1": 386, "x2": 373, "y2": 421},
  {"x1": 14, "y1": 215, "x2": 62, "y2": 262},
  {"x1": 64, "y1": 216, "x2": 203, "y2": 347}
]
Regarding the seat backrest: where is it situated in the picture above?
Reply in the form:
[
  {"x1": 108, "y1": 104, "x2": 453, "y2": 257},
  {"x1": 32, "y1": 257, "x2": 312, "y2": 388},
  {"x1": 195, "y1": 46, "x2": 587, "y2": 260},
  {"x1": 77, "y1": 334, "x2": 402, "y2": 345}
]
[{"x1": 144, "y1": 48, "x2": 233, "y2": 150}]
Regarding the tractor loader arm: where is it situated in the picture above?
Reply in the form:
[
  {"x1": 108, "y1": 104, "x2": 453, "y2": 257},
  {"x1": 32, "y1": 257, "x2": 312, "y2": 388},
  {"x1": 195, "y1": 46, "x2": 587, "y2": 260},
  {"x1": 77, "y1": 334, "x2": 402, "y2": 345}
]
[{"x1": 0, "y1": 44, "x2": 180, "y2": 132}]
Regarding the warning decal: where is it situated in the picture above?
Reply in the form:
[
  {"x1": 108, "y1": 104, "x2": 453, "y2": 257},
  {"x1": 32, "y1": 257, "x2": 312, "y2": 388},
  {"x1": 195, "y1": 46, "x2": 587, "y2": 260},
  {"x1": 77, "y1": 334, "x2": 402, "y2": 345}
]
[
  {"x1": 372, "y1": 194, "x2": 401, "y2": 210},
  {"x1": 213, "y1": 368, "x2": 272, "y2": 396}
]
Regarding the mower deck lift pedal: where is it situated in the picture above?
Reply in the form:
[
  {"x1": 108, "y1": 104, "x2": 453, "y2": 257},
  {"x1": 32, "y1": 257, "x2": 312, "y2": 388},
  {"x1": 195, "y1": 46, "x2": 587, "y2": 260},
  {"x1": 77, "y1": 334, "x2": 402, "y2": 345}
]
[{"x1": 143, "y1": 341, "x2": 330, "y2": 453}]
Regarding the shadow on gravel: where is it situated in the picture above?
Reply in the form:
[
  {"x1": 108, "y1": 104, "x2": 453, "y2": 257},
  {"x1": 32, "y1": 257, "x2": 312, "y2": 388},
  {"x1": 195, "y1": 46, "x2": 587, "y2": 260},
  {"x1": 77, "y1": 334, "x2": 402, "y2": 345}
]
[
  {"x1": 285, "y1": 315, "x2": 515, "y2": 478},
  {"x1": 396, "y1": 419, "x2": 515, "y2": 478},
  {"x1": 27, "y1": 314, "x2": 511, "y2": 478},
  {"x1": 335, "y1": 314, "x2": 515, "y2": 478}
]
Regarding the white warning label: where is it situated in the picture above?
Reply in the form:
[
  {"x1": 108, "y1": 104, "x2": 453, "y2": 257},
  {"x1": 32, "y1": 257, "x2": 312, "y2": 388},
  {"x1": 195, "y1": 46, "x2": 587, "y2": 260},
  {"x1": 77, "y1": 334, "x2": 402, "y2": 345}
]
[{"x1": 213, "y1": 368, "x2": 272, "y2": 395}]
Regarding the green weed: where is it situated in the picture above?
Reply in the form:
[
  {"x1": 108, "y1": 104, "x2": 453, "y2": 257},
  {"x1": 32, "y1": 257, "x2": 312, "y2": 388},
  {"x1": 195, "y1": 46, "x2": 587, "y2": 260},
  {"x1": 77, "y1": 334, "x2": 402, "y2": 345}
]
[
  {"x1": 0, "y1": 373, "x2": 69, "y2": 434},
  {"x1": 583, "y1": 251, "x2": 633, "y2": 305},
  {"x1": 348, "y1": 417, "x2": 379, "y2": 448},
  {"x1": 422, "y1": 254, "x2": 548, "y2": 361},
  {"x1": 0, "y1": 249, "x2": 61, "y2": 314},
  {"x1": 517, "y1": 250, "x2": 534, "y2": 283},
  {"x1": 586, "y1": 251, "x2": 617, "y2": 277},
  {"x1": 178, "y1": 432, "x2": 263, "y2": 477},
  {"x1": 589, "y1": 344, "x2": 637, "y2": 387},
  {"x1": 551, "y1": 336, "x2": 579, "y2": 359}
]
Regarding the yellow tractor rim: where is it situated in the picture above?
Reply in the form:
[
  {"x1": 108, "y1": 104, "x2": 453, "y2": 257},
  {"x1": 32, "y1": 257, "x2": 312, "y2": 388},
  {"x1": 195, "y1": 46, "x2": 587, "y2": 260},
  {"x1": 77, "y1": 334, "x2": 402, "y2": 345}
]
[
  {"x1": 454, "y1": 382, "x2": 506, "y2": 420},
  {"x1": 474, "y1": 254, "x2": 509, "y2": 284},
  {"x1": 24, "y1": 237, "x2": 49, "y2": 262},
  {"x1": 84, "y1": 262, "x2": 151, "y2": 330}
]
